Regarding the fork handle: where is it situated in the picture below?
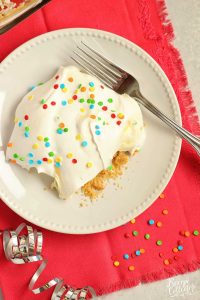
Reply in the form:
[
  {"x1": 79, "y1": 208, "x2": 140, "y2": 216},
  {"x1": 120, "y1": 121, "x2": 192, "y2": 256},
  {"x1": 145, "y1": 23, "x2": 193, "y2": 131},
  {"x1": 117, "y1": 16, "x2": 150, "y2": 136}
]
[{"x1": 134, "y1": 93, "x2": 200, "y2": 155}]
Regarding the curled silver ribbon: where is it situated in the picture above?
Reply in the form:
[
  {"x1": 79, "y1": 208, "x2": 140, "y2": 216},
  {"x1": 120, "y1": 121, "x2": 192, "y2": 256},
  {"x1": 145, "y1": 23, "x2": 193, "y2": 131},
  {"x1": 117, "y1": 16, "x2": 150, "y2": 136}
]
[{"x1": 1, "y1": 223, "x2": 96, "y2": 300}]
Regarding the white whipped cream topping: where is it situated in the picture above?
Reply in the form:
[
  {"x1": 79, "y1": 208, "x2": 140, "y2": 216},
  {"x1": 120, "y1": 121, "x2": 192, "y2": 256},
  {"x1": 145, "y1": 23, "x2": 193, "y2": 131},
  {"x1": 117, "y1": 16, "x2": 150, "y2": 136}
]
[{"x1": 6, "y1": 66, "x2": 145, "y2": 199}]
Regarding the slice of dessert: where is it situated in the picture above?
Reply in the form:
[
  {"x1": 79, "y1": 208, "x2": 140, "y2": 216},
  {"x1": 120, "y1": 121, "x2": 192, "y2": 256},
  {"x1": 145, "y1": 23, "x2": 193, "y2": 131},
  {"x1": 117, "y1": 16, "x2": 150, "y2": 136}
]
[{"x1": 6, "y1": 66, "x2": 145, "y2": 199}]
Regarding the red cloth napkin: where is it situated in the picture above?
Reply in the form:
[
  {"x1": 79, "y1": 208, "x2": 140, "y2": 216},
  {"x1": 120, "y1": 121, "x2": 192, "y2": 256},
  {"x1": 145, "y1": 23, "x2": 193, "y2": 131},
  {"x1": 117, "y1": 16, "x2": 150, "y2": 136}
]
[{"x1": 0, "y1": 0, "x2": 200, "y2": 299}]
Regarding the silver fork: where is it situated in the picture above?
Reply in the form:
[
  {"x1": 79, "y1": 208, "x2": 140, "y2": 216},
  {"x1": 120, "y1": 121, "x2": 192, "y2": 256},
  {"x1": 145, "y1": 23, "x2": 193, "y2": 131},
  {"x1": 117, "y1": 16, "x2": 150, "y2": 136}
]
[{"x1": 71, "y1": 42, "x2": 200, "y2": 156}]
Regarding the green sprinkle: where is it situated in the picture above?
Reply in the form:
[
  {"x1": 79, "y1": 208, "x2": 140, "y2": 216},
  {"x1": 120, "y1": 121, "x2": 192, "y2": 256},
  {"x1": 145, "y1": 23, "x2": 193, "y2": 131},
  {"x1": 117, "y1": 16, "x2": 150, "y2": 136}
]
[
  {"x1": 13, "y1": 153, "x2": 18, "y2": 159},
  {"x1": 91, "y1": 99, "x2": 95, "y2": 104},
  {"x1": 79, "y1": 98, "x2": 85, "y2": 103},
  {"x1": 103, "y1": 121, "x2": 106, "y2": 126},
  {"x1": 107, "y1": 165, "x2": 113, "y2": 171},
  {"x1": 20, "y1": 157, "x2": 25, "y2": 161},
  {"x1": 144, "y1": 233, "x2": 150, "y2": 240},
  {"x1": 132, "y1": 230, "x2": 139, "y2": 237},
  {"x1": 78, "y1": 84, "x2": 82, "y2": 89},
  {"x1": 156, "y1": 240, "x2": 163, "y2": 246},
  {"x1": 193, "y1": 230, "x2": 199, "y2": 236},
  {"x1": 108, "y1": 98, "x2": 113, "y2": 103},
  {"x1": 64, "y1": 128, "x2": 68, "y2": 132},
  {"x1": 38, "y1": 82, "x2": 44, "y2": 86},
  {"x1": 41, "y1": 99, "x2": 46, "y2": 104},
  {"x1": 87, "y1": 99, "x2": 91, "y2": 104},
  {"x1": 98, "y1": 101, "x2": 103, "y2": 106},
  {"x1": 48, "y1": 151, "x2": 54, "y2": 157},
  {"x1": 25, "y1": 126, "x2": 30, "y2": 132},
  {"x1": 44, "y1": 137, "x2": 49, "y2": 142},
  {"x1": 98, "y1": 117, "x2": 101, "y2": 121}
]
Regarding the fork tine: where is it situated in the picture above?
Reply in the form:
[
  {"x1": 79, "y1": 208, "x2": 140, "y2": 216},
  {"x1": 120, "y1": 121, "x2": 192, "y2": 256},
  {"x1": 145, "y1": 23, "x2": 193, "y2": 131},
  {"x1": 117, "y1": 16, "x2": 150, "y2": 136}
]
[
  {"x1": 73, "y1": 50, "x2": 118, "y2": 85},
  {"x1": 77, "y1": 45, "x2": 122, "y2": 79},
  {"x1": 70, "y1": 56, "x2": 114, "y2": 89},
  {"x1": 81, "y1": 41, "x2": 127, "y2": 77}
]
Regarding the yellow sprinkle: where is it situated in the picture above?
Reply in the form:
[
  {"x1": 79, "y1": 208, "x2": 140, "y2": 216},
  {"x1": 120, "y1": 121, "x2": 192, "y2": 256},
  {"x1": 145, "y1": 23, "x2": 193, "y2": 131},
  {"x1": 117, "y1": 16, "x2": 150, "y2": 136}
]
[
  {"x1": 89, "y1": 87, "x2": 95, "y2": 91},
  {"x1": 14, "y1": 117, "x2": 19, "y2": 123},
  {"x1": 86, "y1": 162, "x2": 93, "y2": 168},
  {"x1": 74, "y1": 89, "x2": 79, "y2": 94},
  {"x1": 62, "y1": 87, "x2": 68, "y2": 93},
  {"x1": 37, "y1": 136, "x2": 43, "y2": 141},
  {"x1": 118, "y1": 113, "x2": 124, "y2": 119},
  {"x1": 80, "y1": 108, "x2": 85, "y2": 113},
  {"x1": 28, "y1": 95, "x2": 34, "y2": 100},
  {"x1": 32, "y1": 143, "x2": 39, "y2": 149},
  {"x1": 130, "y1": 218, "x2": 136, "y2": 224},
  {"x1": 76, "y1": 134, "x2": 82, "y2": 141},
  {"x1": 67, "y1": 153, "x2": 73, "y2": 159},
  {"x1": 68, "y1": 99, "x2": 74, "y2": 104},
  {"x1": 55, "y1": 157, "x2": 62, "y2": 163},
  {"x1": 48, "y1": 159, "x2": 53, "y2": 164},
  {"x1": 113, "y1": 261, "x2": 120, "y2": 267}
]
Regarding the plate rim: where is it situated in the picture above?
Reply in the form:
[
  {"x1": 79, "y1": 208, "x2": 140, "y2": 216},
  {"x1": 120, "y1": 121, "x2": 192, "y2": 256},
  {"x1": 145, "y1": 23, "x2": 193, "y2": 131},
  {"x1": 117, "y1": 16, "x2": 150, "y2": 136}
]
[{"x1": 0, "y1": 28, "x2": 182, "y2": 234}]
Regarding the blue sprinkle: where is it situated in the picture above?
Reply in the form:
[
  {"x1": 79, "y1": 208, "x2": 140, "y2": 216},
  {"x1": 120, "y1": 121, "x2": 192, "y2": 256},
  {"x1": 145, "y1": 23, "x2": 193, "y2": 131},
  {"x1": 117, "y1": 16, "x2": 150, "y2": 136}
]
[
  {"x1": 30, "y1": 85, "x2": 36, "y2": 91},
  {"x1": 95, "y1": 125, "x2": 100, "y2": 129},
  {"x1": 81, "y1": 141, "x2": 88, "y2": 147},
  {"x1": 135, "y1": 250, "x2": 141, "y2": 256},
  {"x1": 95, "y1": 130, "x2": 101, "y2": 136},
  {"x1": 28, "y1": 152, "x2": 34, "y2": 158},
  {"x1": 45, "y1": 142, "x2": 50, "y2": 148},
  {"x1": 24, "y1": 132, "x2": 30, "y2": 138},
  {"x1": 37, "y1": 160, "x2": 42, "y2": 165},
  {"x1": 60, "y1": 84, "x2": 65, "y2": 89},
  {"x1": 148, "y1": 219, "x2": 155, "y2": 225},
  {"x1": 89, "y1": 82, "x2": 94, "y2": 87},
  {"x1": 18, "y1": 121, "x2": 23, "y2": 127},
  {"x1": 61, "y1": 100, "x2": 67, "y2": 106},
  {"x1": 55, "y1": 162, "x2": 61, "y2": 168},
  {"x1": 57, "y1": 128, "x2": 63, "y2": 134},
  {"x1": 123, "y1": 254, "x2": 129, "y2": 260},
  {"x1": 29, "y1": 160, "x2": 34, "y2": 165},
  {"x1": 178, "y1": 245, "x2": 183, "y2": 251},
  {"x1": 89, "y1": 104, "x2": 95, "y2": 109}
]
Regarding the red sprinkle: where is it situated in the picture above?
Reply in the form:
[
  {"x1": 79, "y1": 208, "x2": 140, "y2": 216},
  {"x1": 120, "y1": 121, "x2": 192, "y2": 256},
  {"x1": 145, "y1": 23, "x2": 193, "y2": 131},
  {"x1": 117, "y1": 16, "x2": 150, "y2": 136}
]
[
  {"x1": 177, "y1": 240, "x2": 183, "y2": 245},
  {"x1": 102, "y1": 106, "x2": 108, "y2": 111},
  {"x1": 72, "y1": 95, "x2": 78, "y2": 100},
  {"x1": 174, "y1": 255, "x2": 179, "y2": 261},
  {"x1": 55, "y1": 75, "x2": 59, "y2": 80},
  {"x1": 159, "y1": 252, "x2": 164, "y2": 258},
  {"x1": 43, "y1": 104, "x2": 48, "y2": 109},
  {"x1": 72, "y1": 159, "x2": 77, "y2": 164},
  {"x1": 24, "y1": 115, "x2": 29, "y2": 120},
  {"x1": 124, "y1": 233, "x2": 131, "y2": 238},
  {"x1": 51, "y1": 101, "x2": 56, "y2": 106},
  {"x1": 100, "y1": 85, "x2": 104, "y2": 89},
  {"x1": 168, "y1": 258, "x2": 173, "y2": 264},
  {"x1": 54, "y1": 84, "x2": 59, "y2": 89},
  {"x1": 116, "y1": 121, "x2": 121, "y2": 126},
  {"x1": 111, "y1": 113, "x2": 116, "y2": 119},
  {"x1": 43, "y1": 158, "x2": 48, "y2": 162}
]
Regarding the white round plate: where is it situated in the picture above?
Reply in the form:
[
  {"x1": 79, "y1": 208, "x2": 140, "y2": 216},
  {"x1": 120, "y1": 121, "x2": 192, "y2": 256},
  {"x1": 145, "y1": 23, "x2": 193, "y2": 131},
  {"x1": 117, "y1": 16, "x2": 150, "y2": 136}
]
[{"x1": 0, "y1": 28, "x2": 181, "y2": 234}]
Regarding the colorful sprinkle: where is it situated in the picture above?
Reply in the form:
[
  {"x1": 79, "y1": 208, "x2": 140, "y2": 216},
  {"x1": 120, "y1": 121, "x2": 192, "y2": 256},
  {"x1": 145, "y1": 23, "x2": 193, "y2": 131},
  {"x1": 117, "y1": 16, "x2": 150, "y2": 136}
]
[
  {"x1": 51, "y1": 101, "x2": 56, "y2": 106},
  {"x1": 123, "y1": 254, "x2": 129, "y2": 260},
  {"x1": 172, "y1": 247, "x2": 178, "y2": 253},
  {"x1": 118, "y1": 113, "x2": 124, "y2": 119},
  {"x1": 41, "y1": 99, "x2": 46, "y2": 104},
  {"x1": 116, "y1": 121, "x2": 121, "y2": 126},
  {"x1": 48, "y1": 152, "x2": 54, "y2": 157},
  {"x1": 177, "y1": 245, "x2": 183, "y2": 251},
  {"x1": 89, "y1": 82, "x2": 94, "y2": 87},
  {"x1": 29, "y1": 160, "x2": 34, "y2": 165},
  {"x1": 18, "y1": 121, "x2": 23, "y2": 127},
  {"x1": 111, "y1": 113, "x2": 116, "y2": 118},
  {"x1": 89, "y1": 104, "x2": 95, "y2": 109},
  {"x1": 24, "y1": 115, "x2": 29, "y2": 120},
  {"x1": 162, "y1": 209, "x2": 168, "y2": 215},
  {"x1": 159, "y1": 193, "x2": 165, "y2": 199},
  {"x1": 144, "y1": 233, "x2": 150, "y2": 240},
  {"x1": 24, "y1": 132, "x2": 30, "y2": 138},
  {"x1": 55, "y1": 75, "x2": 59, "y2": 80},
  {"x1": 28, "y1": 152, "x2": 34, "y2": 158},
  {"x1": 19, "y1": 157, "x2": 25, "y2": 161},
  {"x1": 184, "y1": 231, "x2": 190, "y2": 237},
  {"x1": 43, "y1": 158, "x2": 48, "y2": 162},
  {"x1": 68, "y1": 99, "x2": 73, "y2": 104},
  {"x1": 81, "y1": 141, "x2": 88, "y2": 147},
  {"x1": 128, "y1": 265, "x2": 135, "y2": 271},
  {"x1": 67, "y1": 153, "x2": 73, "y2": 159},
  {"x1": 57, "y1": 128, "x2": 63, "y2": 134},
  {"x1": 45, "y1": 142, "x2": 50, "y2": 148},
  {"x1": 140, "y1": 248, "x2": 145, "y2": 254},
  {"x1": 156, "y1": 221, "x2": 163, "y2": 228},
  {"x1": 60, "y1": 83, "x2": 65, "y2": 89},
  {"x1": 80, "y1": 108, "x2": 85, "y2": 113},
  {"x1": 7, "y1": 143, "x2": 13, "y2": 148},
  {"x1": 95, "y1": 125, "x2": 100, "y2": 129},
  {"x1": 79, "y1": 98, "x2": 85, "y2": 103},
  {"x1": 113, "y1": 261, "x2": 120, "y2": 267},
  {"x1": 55, "y1": 162, "x2": 61, "y2": 168},
  {"x1": 28, "y1": 95, "x2": 34, "y2": 101},
  {"x1": 43, "y1": 104, "x2": 48, "y2": 109},
  {"x1": 193, "y1": 230, "x2": 199, "y2": 236},
  {"x1": 102, "y1": 106, "x2": 107, "y2": 111},
  {"x1": 64, "y1": 128, "x2": 69, "y2": 132},
  {"x1": 107, "y1": 165, "x2": 113, "y2": 171},
  {"x1": 124, "y1": 233, "x2": 131, "y2": 238},
  {"x1": 62, "y1": 100, "x2": 67, "y2": 106},
  {"x1": 108, "y1": 98, "x2": 113, "y2": 103},
  {"x1": 163, "y1": 259, "x2": 170, "y2": 265},
  {"x1": 25, "y1": 126, "x2": 30, "y2": 132},
  {"x1": 72, "y1": 95, "x2": 78, "y2": 100},
  {"x1": 132, "y1": 230, "x2": 139, "y2": 236},
  {"x1": 54, "y1": 84, "x2": 59, "y2": 89},
  {"x1": 32, "y1": 143, "x2": 39, "y2": 149},
  {"x1": 37, "y1": 136, "x2": 43, "y2": 141},
  {"x1": 48, "y1": 159, "x2": 53, "y2": 164},
  {"x1": 156, "y1": 240, "x2": 163, "y2": 246},
  {"x1": 44, "y1": 137, "x2": 49, "y2": 142},
  {"x1": 95, "y1": 130, "x2": 101, "y2": 136},
  {"x1": 98, "y1": 101, "x2": 103, "y2": 106},
  {"x1": 59, "y1": 123, "x2": 65, "y2": 128},
  {"x1": 81, "y1": 87, "x2": 86, "y2": 92},
  {"x1": 76, "y1": 134, "x2": 82, "y2": 141},
  {"x1": 37, "y1": 160, "x2": 42, "y2": 165},
  {"x1": 72, "y1": 159, "x2": 77, "y2": 164},
  {"x1": 130, "y1": 218, "x2": 136, "y2": 224},
  {"x1": 135, "y1": 250, "x2": 141, "y2": 256},
  {"x1": 62, "y1": 87, "x2": 68, "y2": 93},
  {"x1": 148, "y1": 219, "x2": 155, "y2": 225},
  {"x1": 86, "y1": 162, "x2": 93, "y2": 168}
]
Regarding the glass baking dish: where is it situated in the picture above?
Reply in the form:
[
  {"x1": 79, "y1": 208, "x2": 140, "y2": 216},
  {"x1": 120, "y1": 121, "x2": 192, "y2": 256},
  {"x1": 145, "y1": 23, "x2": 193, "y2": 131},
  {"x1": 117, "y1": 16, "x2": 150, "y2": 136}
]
[{"x1": 0, "y1": 0, "x2": 51, "y2": 34}]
